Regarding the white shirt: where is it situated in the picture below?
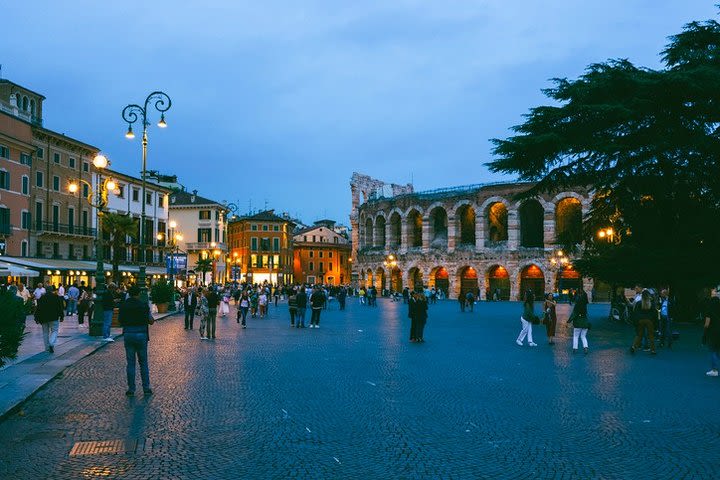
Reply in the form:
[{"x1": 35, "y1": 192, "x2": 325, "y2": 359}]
[{"x1": 33, "y1": 287, "x2": 46, "y2": 299}]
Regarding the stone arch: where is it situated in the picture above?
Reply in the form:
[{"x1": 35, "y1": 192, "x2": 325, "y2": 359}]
[
  {"x1": 375, "y1": 267, "x2": 386, "y2": 291},
  {"x1": 555, "y1": 197, "x2": 583, "y2": 245},
  {"x1": 365, "y1": 268, "x2": 374, "y2": 289},
  {"x1": 389, "y1": 267, "x2": 402, "y2": 292},
  {"x1": 486, "y1": 265, "x2": 510, "y2": 301},
  {"x1": 556, "y1": 265, "x2": 582, "y2": 301},
  {"x1": 518, "y1": 263, "x2": 545, "y2": 300},
  {"x1": 427, "y1": 204, "x2": 448, "y2": 249},
  {"x1": 22, "y1": 96, "x2": 29, "y2": 111},
  {"x1": 429, "y1": 266, "x2": 449, "y2": 297},
  {"x1": 407, "y1": 266, "x2": 424, "y2": 292},
  {"x1": 458, "y1": 266, "x2": 479, "y2": 299},
  {"x1": 375, "y1": 214, "x2": 386, "y2": 249},
  {"x1": 454, "y1": 201, "x2": 476, "y2": 247},
  {"x1": 485, "y1": 202, "x2": 508, "y2": 245},
  {"x1": 406, "y1": 208, "x2": 423, "y2": 248},
  {"x1": 519, "y1": 199, "x2": 544, "y2": 248},
  {"x1": 365, "y1": 217, "x2": 374, "y2": 248},
  {"x1": 388, "y1": 210, "x2": 402, "y2": 249}
]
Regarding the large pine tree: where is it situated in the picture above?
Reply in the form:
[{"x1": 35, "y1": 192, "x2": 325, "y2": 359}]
[{"x1": 488, "y1": 17, "x2": 720, "y2": 319}]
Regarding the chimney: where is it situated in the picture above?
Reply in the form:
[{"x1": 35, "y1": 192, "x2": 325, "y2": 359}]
[{"x1": 191, "y1": 190, "x2": 197, "y2": 203}]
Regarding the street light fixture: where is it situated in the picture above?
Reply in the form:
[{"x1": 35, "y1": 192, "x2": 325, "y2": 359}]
[
  {"x1": 68, "y1": 153, "x2": 117, "y2": 337},
  {"x1": 122, "y1": 91, "x2": 172, "y2": 304}
]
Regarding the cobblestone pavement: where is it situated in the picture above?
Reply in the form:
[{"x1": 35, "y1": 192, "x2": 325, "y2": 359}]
[{"x1": 0, "y1": 299, "x2": 717, "y2": 479}]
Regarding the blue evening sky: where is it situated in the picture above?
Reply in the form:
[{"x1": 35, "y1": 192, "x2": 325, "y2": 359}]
[{"x1": 2, "y1": 1, "x2": 715, "y2": 224}]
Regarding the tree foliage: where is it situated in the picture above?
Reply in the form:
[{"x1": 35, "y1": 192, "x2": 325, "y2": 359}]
[
  {"x1": 487, "y1": 17, "x2": 720, "y2": 316},
  {"x1": 194, "y1": 258, "x2": 213, "y2": 284},
  {"x1": 102, "y1": 212, "x2": 138, "y2": 283},
  {"x1": 0, "y1": 291, "x2": 27, "y2": 368}
]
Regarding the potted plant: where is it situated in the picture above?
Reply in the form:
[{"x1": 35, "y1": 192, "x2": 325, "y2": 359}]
[{"x1": 150, "y1": 280, "x2": 174, "y2": 314}]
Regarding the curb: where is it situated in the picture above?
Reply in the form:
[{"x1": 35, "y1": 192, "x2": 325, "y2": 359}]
[{"x1": 0, "y1": 312, "x2": 178, "y2": 421}]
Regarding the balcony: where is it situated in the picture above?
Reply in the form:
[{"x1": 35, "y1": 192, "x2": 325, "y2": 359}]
[
  {"x1": 0, "y1": 101, "x2": 43, "y2": 126},
  {"x1": 185, "y1": 242, "x2": 228, "y2": 252},
  {"x1": 0, "y1": 224, "x2": 12, "y2": 236},
  {"x1": 34, "y1": 222, "x2": 96, "y2": 237}
]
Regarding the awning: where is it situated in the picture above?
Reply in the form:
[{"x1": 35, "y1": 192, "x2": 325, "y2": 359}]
[
  {"x1": 0, "y1": 262, "x2": 40, "y2": 277},
  {"x1": 0, "y1": 257, "x2": 169, "y2": 276}
]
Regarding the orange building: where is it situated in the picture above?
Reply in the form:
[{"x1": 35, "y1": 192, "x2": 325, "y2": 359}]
[
  {"x1": 227, "y1": 210, "x2": 294, "y2": 285},
  {"x1": 293, "y1": 220, "x2": 351, "y2": 286}
]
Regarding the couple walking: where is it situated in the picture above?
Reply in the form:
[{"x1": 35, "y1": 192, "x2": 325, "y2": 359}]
[{"x1": 408, "y1": 291, "x2": 428, "y2": 342}]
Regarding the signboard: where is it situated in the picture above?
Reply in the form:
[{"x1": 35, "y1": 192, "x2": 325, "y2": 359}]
[{"x1": 165, "y1": 253, "x2": 188, "y2": 275}]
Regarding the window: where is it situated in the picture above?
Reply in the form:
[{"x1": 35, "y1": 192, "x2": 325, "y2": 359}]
[
  {"x1": 309, "y1": 261, "x2": 314, "y2": 271},
  {"x1": 132, "y1": 188, "x2": 139, "y2": 202},
  {"x1": 260, "y1": 238, "x2": 270, "y2": 251},
  {"x1": 273, "y1": 225, "x2": 279, "y2": 231},
  {"x1": 21, "y1": 211, "x2": 30, "y2": 229},
  {"x1": 53, "y1": 242, "x2": 59, "y2": 257},
  {"x1": 36, "y1": 147, "x2": 44, "y2": 159},
  {"x1": 20, "y1": 153, "x2": 31, "y2": 165},
  {"x1": 251, "y1": 254, "x2": 258, "y2": 267},
  {"x1": 52, "y1": 175, "x2": 60, "y2": 191},
  {"x1": 0, "y1": 145, "x2": 9, "y2": 159},
  {"x1": 0, "y1": 170, "x2": 8, "y2": 190},
  {"x1": 329, "y1": 251, "x2": 333, "y2": 258},
  {"x1": 312, "y1": 235, "x2": 316, "y2": 242},
  {"x1": 319, "y1": 262, "x2": 324, "y2": 272},
  {"x1": 0, "y1": 208, "x2": 9, "y2": 232},
  {"x1": 53, "y1": 152, "x2": 60, "y2": 164},
  {"x1": 21, "y1": 240, "x2": 27, "y2": 257},
  {"x1": 262, "y1": 225, "x2": 268, "y2": 231},
  {"x1": 146, "y1": 192, "x2": 152, "y2": 205},
  {"x1": 273, "y1": 255, "x2": 280, "y2": 267},
  {"x1": 82, "y1": 184, "x2": 89, "y2": 197},
  {"x1": 21, "y1": 175, "x2": 29, "y2": 194},
  {"x1": 262, "y1": 255, "x2": 268, "y2": 267},
  {"x1": 334, "y1": 237, "x2": 339, "y2": 244},
  {"x1": 329, "y1": 263, "x2": 333, "y2": 271},
  {"x1": 68, "y1": 243, "x2": 74, "y2": 260},
  {"x1": 36, "y1": 240, "x2": 44, "y2": 257},
  {"x1": 35, "y1": 202, "x2": 43, "y2": 229},
  {"x1": 116, "y1": 184, "x2": 125, "y2": 198},
  {"x1": 251, "y1": 237, "x2": 258, "y2": 251},
  {"x1": 83, "y1": 245, "x2": 88, "y2": 259},
  {"x1": 69, "y1": 157, "x2": 76, "y2": 169},
  {"x1": 197, "y1": 228, "x2": 211, "y2": 242},
  {"x1": 251, "y1": 224, "x2": 258, "y2": 231},
  {"x1": 309, "y1": 251, "x2": 314, "y2": 258},
  {"x1": 319, "y1": 251, "x2": 323, "y2": 258},
  {"x1": 303, "y1": 235, "x2": 307, "y2": 242},
  {"x1": 215, "y1": 227, "x2": 219, "y2": 242},
  {"x1": 199, "y1": 210, "x2": 211, "y2": 220},
  {"x1": 83, "y1": 161, "x2": 89, "y2": 172},
  {"x1": 273, "y1": 238, "x2": 279, "y2": 252},
  {"x1": 36, "y1": 171, "x2": 43, "y2": 187},
  {"x1": 82, "y1": 210, "x2": 88, "y2": 230},
  {"x1": 215, "y1": 210, "x2": 220, "y2": 220}
]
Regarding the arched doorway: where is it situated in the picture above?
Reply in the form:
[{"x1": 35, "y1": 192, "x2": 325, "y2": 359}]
[
  {"x1": 408, "y1": 267, "x2": 424, "y2": 292},
  {"x1": 429, "y1": 207, "x2": 448, "y2": 249},
  {"x1": 487, "y1": 265, "x2": 510, "y2": 300},
  {"x1": 430, "y1": 267, "x2": 449, "y2": 297},
  {"x1": 556, "y1": 266, "x2": 582, "y2": 302},
  {"x1": 389, "y1": 212, "x2": 402, "y2": 249},
  {"x1": 407, "y1": 209, "x2": 423, "y2": 248},
  {"x1": 519, "y1": 200, "x2": 544, "y2": 248},
  {"x1": 375, "y1": 216, "x2": 386, "y2": 249},
  {"x1": 520, "y1": 264, "x2": 545, "y2": 299},
  {"x1": 486, "y1": 202, "x2": 508, "y2": 246},
  {"x1": 555, "y1": 197, "x2": 582, "y2": 245},
  {"x1": 457, "y1": 204, "x2": 476, "y2": 247},
  {"x1": 390, "y1": 267, "x2": 402, "y2": 292},
  {"x1": 365, "y1": 269, "x2": 374, "y2": 289},
  {"x1": 376, "y1": 267, "x2": 386, "y2": 292},
  {"x1": 459, "y1": 266, "x2": 479, "y2": 298}
]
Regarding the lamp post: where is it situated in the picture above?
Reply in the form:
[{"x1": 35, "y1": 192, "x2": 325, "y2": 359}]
[
  {"x1": 68, "y1": 154, "x2": 118, "y2": 337},
  {"x1": 122, "y1": 91, "x2": 172, "y2": 304},
  {"x1": 383, "y1": 254, "x2": 398, "y2": 294},
  {"x1": 212, "y1": 248, "x2": 221, "y2": 285}
]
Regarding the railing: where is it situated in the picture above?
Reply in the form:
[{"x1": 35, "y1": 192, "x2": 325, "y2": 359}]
[
  {"x1": 34, "y1": 222, "x2": 96, "y2": 237},
  {"x1": 365, "y1": 181, "x2": 525, "y2": 204},
  {"x1": 185, "y1": 242, "x2": 228, "y2": 251},
  {"x1": 0, "y1": 224, "x2": 13, "y2": 235},
  {"x1": 0, "y1": 101, "x2": 43, "y2": 126}
]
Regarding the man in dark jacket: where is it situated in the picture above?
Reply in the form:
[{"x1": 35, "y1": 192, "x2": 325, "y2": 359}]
[
  {"x1": 206, "y1": 288, "x2": 220, "y2": 339},
  {"x1": 183, "y1": 288, "x2": 198, "y2": 330},
  {"x1": 310, "y1": 287, "x2": 325, "y2": 328},
  {"x1": 295, "y1": 287, "x2": 307, "y2": 328},
  {"x1": 119, "y1": 285, "x2": 154, "y2": 397},
  {"x1": 100, "y1": 283, "x2": 118, "y2": 342},
  {"x1": 35, "y1": 285, "x2": 64, "y2": 353}
]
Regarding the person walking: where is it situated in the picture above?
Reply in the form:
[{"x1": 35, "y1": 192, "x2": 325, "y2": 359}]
[
  {"x1": 465, "y1": 291, "x2": 475, "y2": 312},
  {"x1": 118, "y1": 285, "x2": 154, "y2": 397},
  {"x1": 220, "y1": 290, "x2": 231, "y2": 317},
  {"x1": 66, "y1": 283, "x2": 80, "y2": 317},
  {"x1": 459, "y1": 292, "x2": 466, "y2": 312},
  {"x1": 569, "y1": 288, "x2": 590, "y2": 354},
  {"x1": 337, "y1": 287, "x2": 347, "y2": 311},
  {"x1": 100, "y1": 283, "x2": 118, "y2": 342},
  {"x1": 414, "y1": 292, "x2": 428, "y2": 342},
  {"x1": 309, "y1": 286, "x2": 324, "y2": 328},
  {"x1": 258, "y1": 291, "x2": 268, "y2": 318},
  {"x1": 702, "y1": 297, "x2": 720, "y2": 377},
  {"x1": 288, "y1": 289, "x2": 298, "y2": 327},
  {"x1": 543, "y1": 293, "x2": 558, "y2": 345},
  {"x1": 359, "y1": 287, "x2": 366, "y2": 305},
  {"x1": 516, "y1": 289, "x2": 538, "y2": 347},
  {"x1": 295, "y1": 287, "x2": 307, "y2": 328},
  {"x1": 34, "y1": 285, "x2": 64, "y2": 353},
  {"x1": 408, "y1": 291, "x2": 419, "y2": 342},
  {"x1": 206, "y1": 287, "x2": 220, "y2": 339},
  {"x1": 630, "y1": 290, "x2": 657, "y2": 355},
  {"x1": 659, "y1": 289, "x2": 673, "y2": 348},
  {"x1": 197, "y1": 288, "x2": 210, "y2": 340},
  {"x1": 77, "y1": 288, "x2": 93, "y2": 327},
  {"x1": 183, "y1": 288, "x2": 198, "y2": 330},
  {"x1": 237, "y1": 291, "x2": 249, "y2": 328}
]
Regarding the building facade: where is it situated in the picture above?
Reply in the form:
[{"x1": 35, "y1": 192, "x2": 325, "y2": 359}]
[
  {"x1": 293, "y1": 220, "x2": 351, "y2": 286},
  {"x1": 169, "y1": 189, "x2": 227, "y2": 285},
  {"x1": 350, "y1": 172, "x2": 602, "y2": 301},
  {"x1": 227, "y1": 210, "x2": 294, "y2": 285}
]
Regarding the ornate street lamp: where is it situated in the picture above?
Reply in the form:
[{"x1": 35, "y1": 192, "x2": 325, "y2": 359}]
[
  {"x1": 122, "y1": 91, "x2": 172, "y2": 303},
  {"x1": 68, "y1": 154, "x2": 118, "y2": 336}
]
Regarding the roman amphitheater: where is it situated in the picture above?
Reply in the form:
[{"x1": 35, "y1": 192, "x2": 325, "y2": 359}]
[{"x1": 350, "y1": 173, "x2": 607, "y2": 301}]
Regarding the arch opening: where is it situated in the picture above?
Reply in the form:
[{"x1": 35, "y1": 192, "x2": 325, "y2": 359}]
[
  {"x1": 408, "y1": 267, "x2": 424, "y2": 292},
  {"x1": 429, "y1": 207, "x2": 448, "y2": 249},
  {"x1": 519, "y1": 200, "x2": 544, "y2": 248},
  {"x1": 555, "y1": 197, "x2": 582, "y2": 245},
  {"x1": 486, "y1": 202, "x2": 508, "y2": 246},
  {"x1": 375, "y1": 216, "x2": 386, "y2": 249},
  {"x1": 389, "y1": 212, "x2": 401, "y2": 249},
  {"x1": 459, "y1": 266, "x2": 479, "y2": 299},
  {"x1": 365, "y1": 218, "x2": 374, "y2": 248},
  {"x1": 487, "y1": 265, "x2": 510, "y2": 301},
  {"x1": 430, "y1": 267, "x2": 449, "y2": 297},
  {"x1": 407, "y1": 210, "x2": 422, "y2": 248},
  {"x1": 390, "y1": 267, "x2": 402, "y2": 293},
  {"x1": 457, "y1": 204, "x2": 476, "y2": 246},
  {"x1": 520, "y1": 264, "x2": 545, "y2": 300}
]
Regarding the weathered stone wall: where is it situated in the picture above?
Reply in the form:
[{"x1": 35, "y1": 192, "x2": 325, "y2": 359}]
[{"x1": 350, "y1": 174, "x2": 596, "y2": 300}]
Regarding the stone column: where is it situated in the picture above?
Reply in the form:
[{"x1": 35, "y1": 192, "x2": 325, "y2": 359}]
[
  {"x1": 510, "y1": 276, "x2": 519, "y2": 301},
  {"x1": 385, "y1": 220, "x2": 392, "y2": 255},
  {"x1": 400, "y1": 218, "x2": 409, "y2": 253},
  {"x1": 543, "y1": 205, "x2": 555, "y2": 248},
  {"x1": 476, "y1": 214, "x2": 485, "y2": 250},
  {"x1": 507, "y1": 209, "x2": 519, "y2": 250},
  {"x1": 449, "y1": 275, "x2": 459, "y2": 299},
  {"x1": 422, "y1": 218, "x2": 431, "y2": 253},
  {"x1": 447, "y1": 216, "x2": 456, "y2": 253}
]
